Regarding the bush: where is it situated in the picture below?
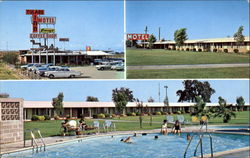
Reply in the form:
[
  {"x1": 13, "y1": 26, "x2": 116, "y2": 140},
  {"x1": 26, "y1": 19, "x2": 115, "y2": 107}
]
[
  {"x1": 97, "y1": 113, "x2": 105, "y2": 119},
  {"x1": 176, "y1": 111, "x2": 182, "y2": 114},
  {"x1": 186, "y1": 48, "x2": 189, "y2": 51},
  {"x1": 131, "y1": 112, "x2": 136, "y2": 116},
  {"x1": 111, "y1": 114, "x2": 117, "y2": 118},
  {"x1": 198, "y1": 49, "x2": 202, "y2": 52},
  {"x1": 92, "y1": 114, "x2": 97, "y2": 119},
  {"x1": 104, "y1": 113, "x2": 110, "y2": 118},
  {"x1": 224, "y1": 49, "x2": 228, "y2": 53},
  {"x1": 31, "y1": 115, "x2": 39, "y2": 121},
  {"x1": 54, "y1": 115, "x2": 60, "y2": 120},
  {"x1": 38, "y1": 116, "x2": 45, "y2": 121},
  {"x1": 155, "y1": 111, "x2": 162, "y2": 115},
  {"x1": 193, "y1": 49, "x2": 196, "y2": 52},
  {"x1": 127, "y1": 112, "x2": 133, "y2": 116},
  {"x1": 213, "y1": 49, "x2": 217, "y2": 52},
  {"x1": 2, "y1": 52, "x2": 19, "y2": 64},
  {"x1": 120, "y1": 114, "x2": 127, "y2": 117},
  {"x1": 233, "y1": 49, "x2": 239, "y2": 53},
  {"x1": 135, "y1": 112, "x2": 141, "y2": 116},
  {"x1": 44, "y1": 115, "x2": 51, "y2": 120}
]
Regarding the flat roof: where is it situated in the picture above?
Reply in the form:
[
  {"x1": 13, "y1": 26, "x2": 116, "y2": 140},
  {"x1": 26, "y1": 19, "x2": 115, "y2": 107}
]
[
  {"x1": 23, "y1": 50, "x2": 113, "y2": 56},
  {"x1": 154, "y1": 36, "x2": 250, "y2": 45},
  {"x1": 23, "y1": 101, "x2": 249, "y2": 109}
]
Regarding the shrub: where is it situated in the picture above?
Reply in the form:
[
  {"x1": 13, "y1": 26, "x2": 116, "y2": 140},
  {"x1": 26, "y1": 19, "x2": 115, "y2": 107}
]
[
  {"x1": 213, "y1": 49, "x2": 217, "y2": 52},
  {"x1": 54, "y1": 115, "x2": 60, "y2": 120},
  {"x1": 104, "y1": 113, "x2": 110, "y2": 118},
  {"x1": 92, "y1": 114, "x2": 97, "y2": 119},
  {"x1": 224, "y1": 49, "x2": 228, "y2": 53},
  {"x1": 198, "y1": 49, "x2": 202, "y2": 52},
  {"x1": 44, "y1": 115, "x2": 51, "y2": 120},
  {"x1": 97, "y1": 113, "x2": 105, "y2": 119},
  {"x1": 135, "y1": 112, "x2": 141, "y2": 116},
  {"x1": 120, "y1": 114, "x2": 127, "y2": 117},
  {"x1": 111, "y1": 114, "x2": 117, "y2": 118},
  {"x1": 131, "y1": 112, "x2": 136, "y2": 116},
  {"x1": 172, "y1": 47, "x2": 176, "y2": 50},
  {"x1": 186, "y1": 48, "x2": 189, "y2": 51},
  {"x1": 2, "y1": 52, "x2": 19, "y2": 64},
  {"x1": 193, "y1": 49, "x2": 196, "y2": 52},
  {"x1": 38, "y1": 116, "x2": 45, "y2": 121},
  {"x1": 161, "y1": 111, "x2": 168, "y2": 115},
  {"x1": 126, "y1": 112, "x2": 132, "y2": 116},
  {"x1": 176, "y1": 111, "x2": 182, "y2": 114},
  {"x1": 233, "y1": 49, "x2": 239, "y2": 53},
  {"x1": 31, "y1": 115, "x2": 39, "y2": 121},
  {"x1": 155, "y1": 111, "x2": 162, "y2": 115}
]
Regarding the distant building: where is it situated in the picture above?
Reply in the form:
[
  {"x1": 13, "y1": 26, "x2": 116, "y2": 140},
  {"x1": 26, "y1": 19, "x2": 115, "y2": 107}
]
[
  {"x1": 22, "y1": 100, "x2": 249, "y2": 120},
  {"x1": 152, "y1": 37, "x2": 250, "y2": 53},
  {"x1": 19, "y1": 50, "x2": 115, "y2": 65}
]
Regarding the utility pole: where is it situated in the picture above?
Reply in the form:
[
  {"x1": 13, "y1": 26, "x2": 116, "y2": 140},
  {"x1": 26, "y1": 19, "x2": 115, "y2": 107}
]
[
  {"x1": 164, "y1": 85, "x2": 169, "y2": 113},
  {"x1": 159, "y1": 27, "x2": 161, "y2": 41},
  {"x1": 144, "y1": 26, "x2": 148, "y2": 49},
  {"x1": 158, "y1": 83, "x2": 160, "y2": 102}
]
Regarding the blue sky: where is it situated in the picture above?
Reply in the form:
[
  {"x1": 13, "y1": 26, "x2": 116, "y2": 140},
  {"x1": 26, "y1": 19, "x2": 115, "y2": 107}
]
[
  {"x1": 126, "y1": 0, "x2": 249, "y2": 40},
  {"x1": 0, "y1": 80, "x2": 249, "y2": 103},
  {"x1": 0, "y1": 1, "x2": 124, "y2": 51}
]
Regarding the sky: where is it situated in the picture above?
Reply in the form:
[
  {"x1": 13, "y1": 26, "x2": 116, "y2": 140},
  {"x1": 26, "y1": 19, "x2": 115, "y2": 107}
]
[
  {"x1": 0, "y1": 80, "x2": 249, "y2": 103},
  {"x1": 0, "y1": 1, "x2": 124, "y2": 51},
  {"x1": 126, "y1": 0, "x2": 249, "y2": 40}
]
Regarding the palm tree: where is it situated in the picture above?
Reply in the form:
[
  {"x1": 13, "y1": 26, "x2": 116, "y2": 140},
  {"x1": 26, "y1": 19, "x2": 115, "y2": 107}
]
[
  {"x1": 191, "y1": 96, "x2": 213, "y2": 120},
  {"x1": 214, "y1": 97, "x2": 236, "y2": 123}
]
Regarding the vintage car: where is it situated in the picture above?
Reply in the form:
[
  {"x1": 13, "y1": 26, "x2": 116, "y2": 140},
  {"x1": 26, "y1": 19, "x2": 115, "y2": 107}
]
[{"x1": 44, "y1": 67, "x2": 81, "y2": 79}]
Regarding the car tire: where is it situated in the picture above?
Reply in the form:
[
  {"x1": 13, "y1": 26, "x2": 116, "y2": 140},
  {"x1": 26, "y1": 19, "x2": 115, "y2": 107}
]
[
  {"x1": 100, "y1": 67, "x2": 104, "y2": 71},
  {"x1": 69, "y1": 75, "x2": 75, "y2": 78},
  {"x1": 49, "y1": 74, "x2": 55, "y2": 79}
]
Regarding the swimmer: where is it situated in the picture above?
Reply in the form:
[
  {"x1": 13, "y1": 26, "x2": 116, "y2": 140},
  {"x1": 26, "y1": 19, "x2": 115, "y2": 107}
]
[
  {"x1": 121, "y1": 136, "x2": 132, "y2": 143},
  {"x1": 154, "y1": 135, "x2": 159, "y2": 140},
  {"x1": 187, "y1": 133, "x2": 191, "y2": 141}
]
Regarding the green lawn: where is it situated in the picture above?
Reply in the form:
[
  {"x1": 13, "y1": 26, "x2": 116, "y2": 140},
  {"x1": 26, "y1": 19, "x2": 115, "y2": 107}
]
[
  {"x1": 24, "y1": 111, "x2": 249, "y2": 139},
  {"x1": 127, "y1": 67, "x2": 250, "y2": 79},
  {"x1": 126, "y1": 49, "x2": 249, "y2": 66},
  {"x1": 0, "y1": 63, "x2": 20, "y2": 79}
]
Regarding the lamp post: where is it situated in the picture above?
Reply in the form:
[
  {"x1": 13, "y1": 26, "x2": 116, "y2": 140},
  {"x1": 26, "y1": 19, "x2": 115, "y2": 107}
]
[{"x1": 164, "y1": 85, "x2": 169, "y2": 114}]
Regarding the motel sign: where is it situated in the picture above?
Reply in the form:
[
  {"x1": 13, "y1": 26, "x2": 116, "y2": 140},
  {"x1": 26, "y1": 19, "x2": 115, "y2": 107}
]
[
  {"x1": 26, "y1": 9, "x2": 45, "y2": 33},
  {"x1": 127, "y1": 34, "x2": 149, "y2": 40}
]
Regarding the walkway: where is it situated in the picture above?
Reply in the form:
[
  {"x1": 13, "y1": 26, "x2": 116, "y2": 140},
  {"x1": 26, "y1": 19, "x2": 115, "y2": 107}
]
[{"x1": 127, "y1": 63, "x2": 249, "y2": 70}]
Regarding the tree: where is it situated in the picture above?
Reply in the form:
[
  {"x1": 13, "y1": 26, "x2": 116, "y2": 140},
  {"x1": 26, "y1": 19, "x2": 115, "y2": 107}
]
[
  {"x1": 174, "y1": 28, "x2": 188, "y2": 47},
  {"x1": 148, "y1": 34, "x2": 157, "y2": 49},
  {"x1": 148, "y1": 96, "x2": 154, "y2": 102},
  {"x1": 0, "y1": 93, "x2": 9, "y2": 98},
  {"x1": 86, "y1": 96, "x2": 99, "y2": 102},
  {"x1": 233, "y1": 26, "x2": 245, "y2": 48},
  {"x1": 2, "y1": 52, "x2": 19, "y2": 65},
  {"x1": 236, "y1": 96, "x2": 245, "y2": 111},
  {"x1": 176, "y1": 80, "x2": 215, "y2": 103},
  {"x1": 52, "y1": 92, "x2": 64, "y2": 117},
  {"x1": 126, "y1": 40, "x2": 132, "y2": 47},
  {"x1": 112, "y1": 87, "x2": 134, "y2": 118},
  {"x1": 191, "y1": 96, "x2": 213, "y2": 119},
  {"x1": 135, "y1": 99, "x2": 144, "y2": 128},
  {"x1": 214, "y1": 97, "x2": 236, "y2": 123},
  {"x1": 132, "y1": 40, "x2": 138, "y2": 47}
]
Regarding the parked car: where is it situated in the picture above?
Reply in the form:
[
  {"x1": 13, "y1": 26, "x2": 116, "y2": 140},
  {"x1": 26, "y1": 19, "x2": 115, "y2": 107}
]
[
  {"x1": 44, "y1": 67, "x2": 82, "y2": 79},
  {"x1": 27, "y1": 64, "x2": 44, "y2": 71},
  {"x1": 36, "y1": 66, "x2": 61, "y2": 77},
  {"x1": 32, "y1": 64, "x2": 53, "y2": 73},
  {"x1": 112, "y1": 63, "x2": 124, "y2": 71},
  {"x1": 96, "y1": 62, "x2": 119, "y2": 70},
  {"x1": 20, "y1": 63, "x2": 39, "y2": 70},
  {"x1": 93, "y1": 59, "x2": 109, "y2": 65}
]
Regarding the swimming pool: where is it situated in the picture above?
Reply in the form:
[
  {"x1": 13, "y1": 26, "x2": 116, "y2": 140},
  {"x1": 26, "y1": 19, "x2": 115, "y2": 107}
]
[
  {"x1": 208, "y1": 125, "x2": 250, "y2": 129},
  {"x1": 3, "y1": 133, "x2": 250, "y2": 158}
]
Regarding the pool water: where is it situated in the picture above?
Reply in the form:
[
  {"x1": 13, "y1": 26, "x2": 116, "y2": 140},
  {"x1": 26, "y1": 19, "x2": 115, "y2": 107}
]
[
  {"x1": 3, "y1": 133, "x2": 250, "y2": 158},
  {"x1": 208, "y1": 125, "x2": 250, "y2": 129}
]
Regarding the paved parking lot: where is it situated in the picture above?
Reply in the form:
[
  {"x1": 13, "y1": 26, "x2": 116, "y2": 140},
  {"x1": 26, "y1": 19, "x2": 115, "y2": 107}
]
[{"x1": 71, "y1": 66, "x2": 124, "y2": 79}]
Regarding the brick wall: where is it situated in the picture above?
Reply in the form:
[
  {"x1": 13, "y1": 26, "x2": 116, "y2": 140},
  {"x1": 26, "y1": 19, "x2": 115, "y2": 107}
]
[{"x1": 0, "y1": 98, "x2": 24, "y2": 144}]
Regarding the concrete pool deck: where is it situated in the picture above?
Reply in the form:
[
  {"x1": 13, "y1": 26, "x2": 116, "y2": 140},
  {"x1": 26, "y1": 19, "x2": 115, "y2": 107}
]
[{"x1": 0, "y1": 127, "x2": 249, "y2": 157}]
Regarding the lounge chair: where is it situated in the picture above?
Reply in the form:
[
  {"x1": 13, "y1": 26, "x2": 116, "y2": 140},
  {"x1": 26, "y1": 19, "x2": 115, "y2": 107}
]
[
  {"x1": 177, "y1": 115, "x2": 190, "y2": 124},
  {"x1": 93, "y1": 121, "x2": 100, "y2": 133},
  {"x1": 166, "y1": 115, "x2": 175, "y2": 124},
  {"x1": 103, "y1": 120, "x2": 116, "y2": 133}
]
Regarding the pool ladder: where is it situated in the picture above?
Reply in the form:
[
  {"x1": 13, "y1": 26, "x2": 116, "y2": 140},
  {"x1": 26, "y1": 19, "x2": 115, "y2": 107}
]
[
  {"x1": 183, "y1": 124, "x2": 213, "y2": 158},
  {"x1": 30, "y1": 129, "x2": 46, "y2": 153}
]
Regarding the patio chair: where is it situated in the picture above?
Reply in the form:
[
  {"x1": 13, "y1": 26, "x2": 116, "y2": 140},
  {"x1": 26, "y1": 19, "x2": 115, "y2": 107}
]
[
  {"x1": 177, "y1": 115, "x2": 190, "y2": 124},
  {"x1": 93, "y1": 121, "x2": 100, "y2": 134},
  {"x1": 103, "y1": 120, "x2": 116, "y2": 133},
  {"x1": 166, "y1": 115, "x2": 175, "y2": 124}
]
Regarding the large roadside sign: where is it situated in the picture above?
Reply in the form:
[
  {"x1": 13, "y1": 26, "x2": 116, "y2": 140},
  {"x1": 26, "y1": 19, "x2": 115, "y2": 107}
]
[
  {"x1": 40, "y1": 28, "x2": 55, "y2": 33},
  {"x1": 26, "y1": 9, "x2": 45, "y2": 33},
  {"x1": 59, "y1": 38, "x2": 69, "y2": 42},
  {"x1": 30, "y1": 33, "x2": 57, "y2": 39},
  {"x1": 127, "y1": 34, "x2": 149, "y2": 40}
]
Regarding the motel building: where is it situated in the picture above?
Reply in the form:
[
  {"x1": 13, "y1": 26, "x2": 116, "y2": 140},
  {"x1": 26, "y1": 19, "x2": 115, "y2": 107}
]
[
  {"x1": 5, "y1": 100, "x2": 248, "y2": 120},
  {"x1": 19, "y1": 50, "x2": 114, "y2": 65},
  {"x1": 152, "y1": 36, "x2": 250, "y2": 53}
]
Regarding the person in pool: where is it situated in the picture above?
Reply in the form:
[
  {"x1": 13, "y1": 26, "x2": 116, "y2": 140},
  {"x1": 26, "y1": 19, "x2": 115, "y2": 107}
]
[
  {"x1": 121, "y1": 136, "x2": 132, "y2": 143},
  {"x1": 187, "y1": 133, "x2": 191, "y2": 141},
  {"x1": 173, "y1": 120, "x2": 181, "y2": 135},
  {"x1": 161, "y1": 119, "x2": 168, "y2": 135}
]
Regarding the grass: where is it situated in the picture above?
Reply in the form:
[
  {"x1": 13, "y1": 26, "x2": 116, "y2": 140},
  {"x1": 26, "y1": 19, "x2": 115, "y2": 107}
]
[
  {"x1": 0, "y1": 63, "x2": 20, "y2": 79},
  {"x1": 126, "y1": 49, "x2": 249, "y2": 66},
  {"x1": 24, "y1": 111, "x2": 249, "y2": 139},
  {"x1": 127, "y1": 67, "x2": 250, "y2": 79}
]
